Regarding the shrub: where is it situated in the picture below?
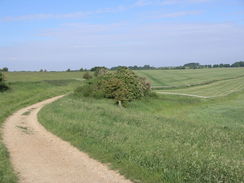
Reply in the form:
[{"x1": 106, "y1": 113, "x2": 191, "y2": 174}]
[
  {"x1": 0, "y1": 72, "x2": 9, "y2": 92},
  {"x1": 91, "y1": 66, "x2": 109, "y2": 77},
  {"x1": 75, "y1": 67, "x2": 151, "y2": 105},
  {"x1": 0, "y1": 67, "x2": 8, "y2": 72},
  {"x1": 83, "y1": 72, "x2": 93, "y2": 80},
  {"x1": 103, "y1": 77, "x2": 130, "y2": 102}
]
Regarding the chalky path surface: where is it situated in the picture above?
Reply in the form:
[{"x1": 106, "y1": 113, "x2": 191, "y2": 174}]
[{"x1": 3, "y1": 95, "x2": 132, "y2": 183}]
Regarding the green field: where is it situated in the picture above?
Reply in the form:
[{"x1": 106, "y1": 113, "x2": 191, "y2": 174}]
[
  {"x1": 5, "y1": 72, "x2": 85, "y2": 82},
  {"x1": 0, "y1": 78, "x2": 82, "y2": 183},
  {"x1": 1, "y1": 69, "x2": 244, "y2": 183},
  {"x1": 136, "y1": 68, "x2": 244, "y2": 88},
  {"x1": 38, "y1": 68, "x2": 244, "y2": 183},
  {"x1": 137, "y1": 67, "x2": 244, "y2": 98},
  {"x1": 157, "y1": 76, "x2": 244, "y2": 98}
]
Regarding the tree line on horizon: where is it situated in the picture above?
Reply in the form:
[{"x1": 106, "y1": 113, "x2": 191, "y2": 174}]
[
  {"x1": 1, "y1": 61, "x2": 243, "y2": 72},
  {"x1": 88, "y1": 61, "x2": 244, "y2": 71},
  {"x1": 110, "y1": 61, "x2": 244, "y2": 70}
]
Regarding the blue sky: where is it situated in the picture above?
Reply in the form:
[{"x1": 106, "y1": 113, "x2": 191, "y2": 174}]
[{"x1": 0, "y1": 0, "x2": 244, "y2": 71}]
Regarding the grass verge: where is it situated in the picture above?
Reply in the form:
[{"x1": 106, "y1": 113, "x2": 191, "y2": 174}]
[{"x1": 39, "y1": 93, "x2": 244, "y2": 183}]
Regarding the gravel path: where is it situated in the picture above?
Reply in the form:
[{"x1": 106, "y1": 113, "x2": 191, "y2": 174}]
[{"x1": 3, "y1": 95, "x2": 132, "y2": 183}]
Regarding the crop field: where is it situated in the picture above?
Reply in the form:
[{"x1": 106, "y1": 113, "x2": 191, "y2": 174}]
[
  {"x1": 36, "y1": 68, "x2": 244, "y2": 183},
  {"x1": 136, "y1": 68, "x2": 244, "y2": 88},
  {"x1": 157, "y1": 75, "x2": 244, "y2": 98},
  {"x1": 0, "y1": 77, "x2": 82, "y2": 183}
]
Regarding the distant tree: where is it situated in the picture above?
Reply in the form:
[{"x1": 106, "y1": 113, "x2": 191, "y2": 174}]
[
  {"x1": 83, "y1": 72, "x2": 93, "y2": 80},
  {"x1": 113, "y1": 65, "x2": 156, "y2": 70},
  {"x1": 90, "y1": 66, "x2": 107, "y2": 71},
  {"x1": 231, "y1": 61, "x2": 244, "y2": 67},
  {"x1": 175, "y1": 66, "x2": 185, "y2": 69},
  {"x1": 39, "y1": 69, "x2": 44, "y2": 72},
  {"x1": 223, "y1": 64, "x2": 230, "y2": 67},
  {"x1": 2, "y1": 67, "x2": 8, "y2": 72},
  {"x1": 143, "y1": 65, "x2": 151, "y2": 70},
  {"x1": 128, "y1": 65, "x2": 139, "y2": 70},
  {"x1": 219, "y1": 63, "x2": 231, "y2": 68},
  {"x1": 0, "y1": 72, "x2": 9, "y2": 91},
  {"x1": 66, "y1": 68, "x2": 71, "y2": 72},
  {"x1": 0, "y1": 67, "x2": 8, "y2": 72},
  {"x1": 80, "y1": 68, "x2": 84, "y2": 71},
  {"x1": 90, "y1": 66, "x2": 108, "y2": 77},
  {"x1": 183, "y1": 63, "x2": 200, "y2": 69}
]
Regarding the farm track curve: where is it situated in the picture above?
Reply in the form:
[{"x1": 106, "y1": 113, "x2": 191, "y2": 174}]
[
  {"x1": 156, "y1": 91, "x2": 210, "y2": 98},
  {"x1": 3, "y1": 95, "x2": 132, "y2": 183}
]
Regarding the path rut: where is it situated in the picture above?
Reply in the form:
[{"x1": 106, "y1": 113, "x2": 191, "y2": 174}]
[
  {"x1": 156, "y1": 91, "x2": 210, "y2": 98},
  {"x1": 3, "y1": 95, "x2": 132, "y2": 183}
]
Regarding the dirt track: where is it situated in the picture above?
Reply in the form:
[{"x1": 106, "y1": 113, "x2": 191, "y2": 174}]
[
  {"x1": 3, "y1": 95, "x2": 132, "y2": 183},
  {"x1": 156, "y1": 91, "x2": 210, "y2": 98}
]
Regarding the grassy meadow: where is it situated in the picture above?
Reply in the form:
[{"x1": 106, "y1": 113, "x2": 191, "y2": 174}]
[
  {"x1": 5, "y1": 71, "x2": 85, "y2": 82},
  {"x1": 38, "y1": 68, "x2": 244, "y2": 183},
  {"x1": 158, "y1": 76, "x2": 244, "y2": 97},
  {"x1": 136, "y1": 68, "x2": 244, "y2": 88},
  {"x1": 1, "y1": 68, "x2": 244, "y2": 183},
  {"x1": 0, "y1": 74, "x2": 83, "y2": 183}
]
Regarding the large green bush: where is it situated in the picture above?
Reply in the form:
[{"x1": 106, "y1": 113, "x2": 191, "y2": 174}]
[
  {"x1": 0, "y1": 72, "x2": 9, "y2": 92},
  {"x1": 75, "y1": 67, "x2": 151, "y2": 104}
]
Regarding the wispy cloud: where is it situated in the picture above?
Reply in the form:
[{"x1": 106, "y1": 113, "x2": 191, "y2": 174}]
[
  {"x1": 0, "y1": 7, "x2": 126, "y2": 22},
  {"x1": 160, "y1": 0, "x2": 211, "y2": 5},
  {"x1": 155, "y1": 10, "x2": 202, "y2": 18},
  {"x1": 133, "y1": 0, "x2": 154, "y2": 7},
  {"x1": 132, "y1": 0, "x2": 211, "y2": 6},
  {"x1": 1, "y1": 13, "x2": 83, "y2": 22},
  {"x1": 0, "y1": 0, "x2": 210, "y2": 22},
  {"x1": 0, "y1": 1, "x2": 146, "y2": 22}
]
